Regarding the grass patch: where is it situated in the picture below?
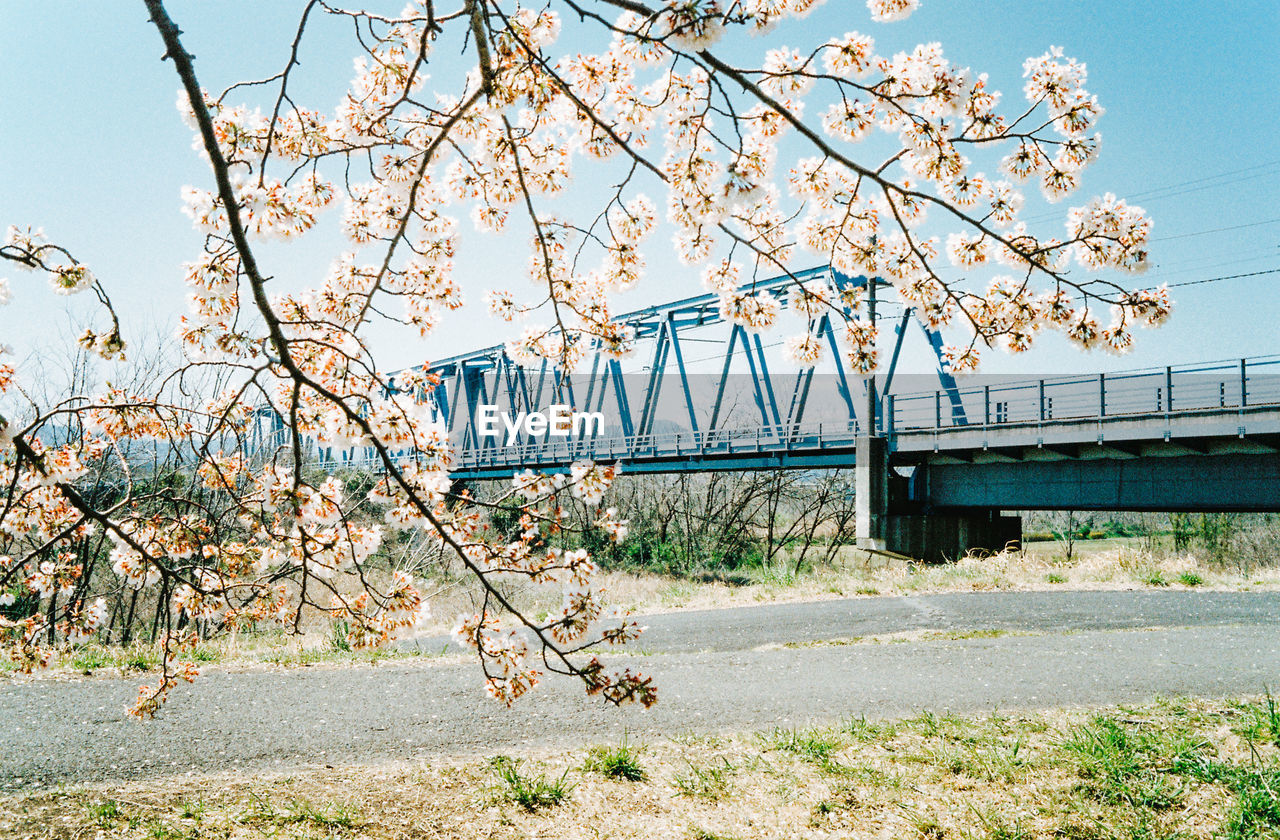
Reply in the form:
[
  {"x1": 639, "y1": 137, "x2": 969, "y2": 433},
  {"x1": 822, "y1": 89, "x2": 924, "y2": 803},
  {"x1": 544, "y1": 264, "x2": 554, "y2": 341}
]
[
  {"x1": 688, "y1": 828, "x2": 743, "y2": 840},
  {"x1": 920, "y1": 734, "x2": 1029, "y2": 784},
  {"x1": 258, "y1": 643, "x2": 430, "y2": 667},
  {"x1": 765, "y1": 726, "x2": 846, "y2": 773},
  {"x1": 69, "y1": 643, "x2": 161, "y2": 674},
  {"x1": 1235, "y1": 691, "x2": 1280, "y2": 748},
  {"x1": 750, "y1": 562, "x2": 798, "y2": 587},
  {"x1": 777, "y1": 627, "x2": 1022, "y2": 650},
  {"x1": 583, "y1": 737, "x2": 647, "y2": 781},
  {"x1": 86, "y1": 797, "x2": 123, "y2": 828},
  {"x1": 673, "y1": 757, "x2": 735, "y2": 800},
  {"x1": 7, "y1": 698, "x2": 1280, "y2": 839},
  {"x1": 238, "y1": 795, "x2": 361, "y2": 830},
  {"x1": 1058, "y1": 716, "x2": 1198, "y2": 809},
  {"x1": 1141, "y1": 570, "x2": 1170, "y2": 587},
  {"x1": 1179, "y1": 571, "x2": 1205, "y2": 587},
  {"x1": 1224, "y1": 764, "x2": 1280, "y2": 839},
  {"x1": 14, "y1": 625, "x2": 445, "y2": 680},
  {"x1": 488, "y1": 755, "x2": 574, "y2": 811}
]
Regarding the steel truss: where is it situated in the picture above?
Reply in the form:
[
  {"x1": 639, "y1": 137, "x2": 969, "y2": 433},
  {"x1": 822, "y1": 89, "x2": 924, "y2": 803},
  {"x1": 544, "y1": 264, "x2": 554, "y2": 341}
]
[{"x1": 412, "y1": 265, "x2": 962, "y2": 467}]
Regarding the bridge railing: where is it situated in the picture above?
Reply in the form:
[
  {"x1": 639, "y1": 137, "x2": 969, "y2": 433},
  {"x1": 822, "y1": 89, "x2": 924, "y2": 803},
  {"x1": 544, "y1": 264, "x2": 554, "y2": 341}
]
[
  {"x1": 262, "y1": 355, "x2": 1280, "y2": 472},
  {"x1": 448, "y1": 418, "x2": 868, "y2": 469},
  {"x1": 888, "y1": 355, "x2": 1280, "y2": 433}
]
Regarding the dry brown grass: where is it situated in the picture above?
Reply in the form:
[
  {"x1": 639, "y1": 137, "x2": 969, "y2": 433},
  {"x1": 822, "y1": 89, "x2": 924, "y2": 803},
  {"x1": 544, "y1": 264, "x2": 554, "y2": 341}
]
[
  {"x1": 562, "y1": 539, "x2": 1280, "y2": 620},
  {"x1": 4, "y1": 696, "x2": 1277, "y2": 839},
  {"x1": 6, "y1": 539, "x2": 1275, "y2": 682}
]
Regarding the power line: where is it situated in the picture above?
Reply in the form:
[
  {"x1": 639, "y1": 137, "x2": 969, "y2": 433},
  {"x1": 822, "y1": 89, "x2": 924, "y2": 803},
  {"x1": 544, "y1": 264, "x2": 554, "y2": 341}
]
[
  {"x1": 637, "y1": 266, "x2": 1280, "y2": 367},
  {"x1": 1144, "y1": 251, "x2": 1277, "y2": 278},
  {"x1": 1124, "y1": 159, "x2": 1280, "y2": 201},
  {"x1": 1019, "y1": 159, "x2": 1280, "y2": 224},
  {"x1": 1152, "y1": 217, "x2": 1280, "y2": 243},
  {"x1": 1122, "y1": 173, "x2": 1277, "y2": 207},
  {"x1": 1159, "y1": 266, "x2": 1280, "y2": 290}
]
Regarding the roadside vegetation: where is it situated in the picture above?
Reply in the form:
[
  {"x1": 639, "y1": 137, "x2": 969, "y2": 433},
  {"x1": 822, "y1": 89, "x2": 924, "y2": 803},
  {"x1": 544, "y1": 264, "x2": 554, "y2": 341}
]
[
  {"x1": 3, "y1": 467, "x2": 1277, "y2": 680},
  {"x1": 7, "y1": 531, "x2": 1278, "y2": 680},
  {"x1": 4, "y1": 696, "x2": 1277, "y2": 839}
]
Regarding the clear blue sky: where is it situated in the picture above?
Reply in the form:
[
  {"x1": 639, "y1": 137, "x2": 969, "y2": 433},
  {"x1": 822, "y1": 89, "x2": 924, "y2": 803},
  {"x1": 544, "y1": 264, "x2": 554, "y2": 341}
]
[{"x1": 2, "y1": 0, "x2": 1277, "y2": 384}]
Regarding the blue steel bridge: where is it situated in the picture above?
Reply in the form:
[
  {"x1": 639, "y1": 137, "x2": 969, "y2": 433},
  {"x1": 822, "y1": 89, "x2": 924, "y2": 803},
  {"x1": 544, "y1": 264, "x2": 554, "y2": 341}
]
[{"x1": 267, "y1": 265, "x2": 1280, "y2": 560}]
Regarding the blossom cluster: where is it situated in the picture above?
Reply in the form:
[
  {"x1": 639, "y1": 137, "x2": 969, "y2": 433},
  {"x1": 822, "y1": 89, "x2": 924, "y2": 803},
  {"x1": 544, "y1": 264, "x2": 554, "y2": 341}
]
[{"x1": 0, "y1": 0, "x2": 1167, "y2": 715}]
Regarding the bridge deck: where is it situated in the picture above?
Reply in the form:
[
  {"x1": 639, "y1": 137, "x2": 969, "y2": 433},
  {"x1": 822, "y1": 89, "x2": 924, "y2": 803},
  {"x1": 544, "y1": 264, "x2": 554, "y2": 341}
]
[{"x1": 436, "y1": 357, "x2": 1280, "y2": 478}]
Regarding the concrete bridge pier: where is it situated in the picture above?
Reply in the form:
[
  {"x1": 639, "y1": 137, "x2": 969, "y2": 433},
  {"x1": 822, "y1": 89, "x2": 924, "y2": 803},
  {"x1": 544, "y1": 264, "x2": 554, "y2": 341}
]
[
  {"x1": 857, "y1": 434, "x2": 1020, "y2": 562},
  {"x1": 882, "y1": 509, "x2": 1022, "y2": 564},
  {"x1": 854, "y1": 435, "x2": 888, "y2": 551}
]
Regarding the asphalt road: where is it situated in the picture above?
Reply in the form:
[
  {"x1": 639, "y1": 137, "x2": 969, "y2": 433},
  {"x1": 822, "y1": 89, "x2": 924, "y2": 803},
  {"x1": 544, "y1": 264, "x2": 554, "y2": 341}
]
[{"x1": 1, "y1": 590, "x2": 1277, "y2": 790}]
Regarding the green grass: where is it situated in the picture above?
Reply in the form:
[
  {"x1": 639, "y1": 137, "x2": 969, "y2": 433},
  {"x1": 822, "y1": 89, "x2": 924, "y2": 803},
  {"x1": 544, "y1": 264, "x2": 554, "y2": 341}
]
[
  {"x1": 751, "y1": 561, "x2": 800, "y2": 587},
  {"x1": 67, "y1": 641, "x2": 222, "y2": 673},
  {"x1": 1059, "y1": 716, "x2": 1200, "y2": 810},
  {"x1": 182, "y1": 644, "x2": 222, "y2": 663},
  {"x1": 70, "y1": 646, "x2": 115, "y2": 672},
  {"x1": 14, "y1": 697, "x2": 1280, "y2": 840},
  {"x1": 86, "y1": 798, "x2": 123, "y2": 828},
  {"x1": 70, "y1": 643, "x2": 160, "y2": 673},
  {"x1": 921, "y1": 736, "x2": 1029, "y2": 784},
  {"x1": 688, "y1": 828, "x2": 743, "y2": 840},
  {"x1": 673, "y1": 757, "x2": 735, "y2": 800},
  {"x1": 238, "y1": 795, "x2": 361, "y2": 829},
  {"x1": 765, "y1": 726, "x2": 846, "y2": 773},
  {"x1": 178, "y1": 800, "x2": 205, "y2": 821},
  {"x1": 582, "y1": 737, "x2": 647, "y2": 781},
  {"x1": 141, "y1": 820, "x2": 198, "y2": 840},
  {"x1": 1172, "y1": 750, "x2": 1280, "y2": 839},
  {"x1": 1141, "y1": 570, "x2": 1170, "y2": 587},
  {"x1": 967, "y1": 807, "x2": 1032, "y2": 840},
  {"x1": 1178, "y1": 571, "x2": 1205, "y2": 587},
  {"x1": 904, "y1": 709, "x2": 969, "y2": 739},
  {"x1": 45, "y1": 629, "x2": 441, "y2": 676},
  {"x1": 488, "y1": 756, "x2": 574, "y2": 811},
  {"x1": 328, "y1": 619, "x2": 353, "y2": 652},
  {"x1": 1235, "y1": 692, "x2": 1280, "y2": 748},
  {"x1": 779, "y1": 628, "x2": 1020, "y2": 650},
  {"x1": 659, "y1": 581, "x2": 698, "y2": 608},
  {"x1": 1224, "y1": 765, "x2": 1280, "y2": 839},
  {"x1": 1046, "y1": 572, "x2": 1067, "y2": 584},
  {"x1": 840, "y1": 715, "x2": 896, "y2": 743}
]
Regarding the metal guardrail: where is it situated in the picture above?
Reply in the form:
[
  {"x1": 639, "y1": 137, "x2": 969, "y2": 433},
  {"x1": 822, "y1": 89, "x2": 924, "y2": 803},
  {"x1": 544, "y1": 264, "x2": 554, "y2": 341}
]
[
  {"x1": 888, "y1": 355, "x2": 1280, "y2": 433},
  {"x1": 448, "y1": 420, "x2": 866, "y2": 470},
  {"x1": 283, "y1": 355, "x2": 1280, "y2": 472}
]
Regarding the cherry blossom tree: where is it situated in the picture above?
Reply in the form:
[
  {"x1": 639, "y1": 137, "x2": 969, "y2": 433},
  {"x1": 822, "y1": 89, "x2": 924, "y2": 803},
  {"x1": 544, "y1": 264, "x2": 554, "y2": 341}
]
[{"x1": 0, "y1": 0, "x2": 1164, "y2": 716}]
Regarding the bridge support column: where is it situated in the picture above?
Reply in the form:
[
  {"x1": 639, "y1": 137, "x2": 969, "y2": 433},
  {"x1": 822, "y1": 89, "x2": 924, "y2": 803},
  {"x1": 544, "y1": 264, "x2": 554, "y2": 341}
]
[
  {"x1": 882, "y1": 510, "x2": 1021, "y2": 564},
  {"x1": 855, "y1": 435, "x2": 888, "y2": 550}
]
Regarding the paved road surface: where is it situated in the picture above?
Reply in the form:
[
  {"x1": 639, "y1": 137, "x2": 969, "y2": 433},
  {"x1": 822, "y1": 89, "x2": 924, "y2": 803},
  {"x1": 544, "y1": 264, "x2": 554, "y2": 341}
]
[{"x1": 1, "y1": 590, "x2": 1277, "y2": 790}]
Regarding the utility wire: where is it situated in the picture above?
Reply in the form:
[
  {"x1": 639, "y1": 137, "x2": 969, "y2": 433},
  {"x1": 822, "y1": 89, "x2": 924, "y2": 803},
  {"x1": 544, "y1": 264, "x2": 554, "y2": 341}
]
[
  {"x1": 1122, "y1": 160, "x2": 1280, "y2": 202},
  {"x1": 1151, "y1": 217, "x2": 1280, "y2": 242},
  {"x1": 658, "y1": 265, "x2": 1280, "y2": 367},
  {"x1": 1159, "y1": 266, "x2": 1280, "y2": 290},
  {"x1": 1019, "y1": 159, "x2": 1280, "y2": 224}
]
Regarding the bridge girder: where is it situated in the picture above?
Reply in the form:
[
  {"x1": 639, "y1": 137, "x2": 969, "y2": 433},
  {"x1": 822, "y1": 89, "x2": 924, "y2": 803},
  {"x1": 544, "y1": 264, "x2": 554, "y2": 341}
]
[{"x1": 409, "y1": 265, "x2": 962, "y2": 455}]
